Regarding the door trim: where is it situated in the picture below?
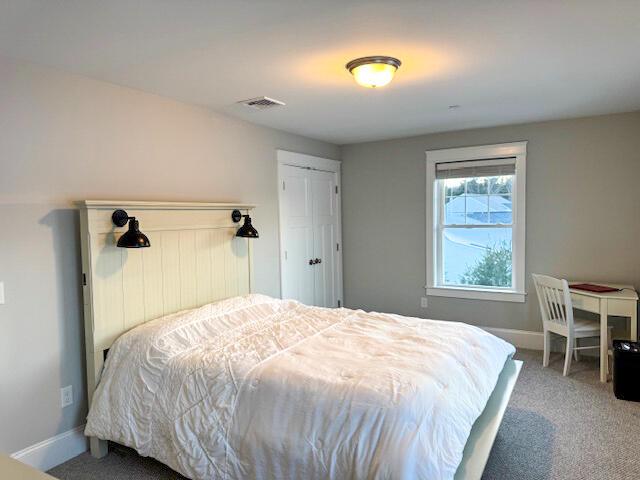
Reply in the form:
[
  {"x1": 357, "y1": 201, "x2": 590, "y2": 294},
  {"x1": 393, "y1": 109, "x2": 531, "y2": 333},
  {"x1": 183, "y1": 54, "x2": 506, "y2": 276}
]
[{"x1": 277, "y1": 150, "x2": 343, "y2": 306}]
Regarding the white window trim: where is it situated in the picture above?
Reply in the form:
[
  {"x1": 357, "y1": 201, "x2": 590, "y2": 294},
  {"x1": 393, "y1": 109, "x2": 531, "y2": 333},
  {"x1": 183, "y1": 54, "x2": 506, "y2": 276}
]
[{"x1": 425, "y1": 141, "x2": 527, "y2": 303}]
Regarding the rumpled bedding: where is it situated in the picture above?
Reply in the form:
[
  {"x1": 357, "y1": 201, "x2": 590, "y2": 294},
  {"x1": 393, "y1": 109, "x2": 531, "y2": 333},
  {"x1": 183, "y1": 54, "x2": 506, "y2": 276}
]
[{"x1": 85, "y1": 294, "x2": 515, "y2": 480}]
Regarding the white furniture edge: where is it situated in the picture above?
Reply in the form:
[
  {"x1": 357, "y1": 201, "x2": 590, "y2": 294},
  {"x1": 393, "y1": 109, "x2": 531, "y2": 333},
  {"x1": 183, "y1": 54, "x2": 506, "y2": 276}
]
[
  {"x1": 1, "y1": 454, "x2": 57, "y2": 479},
  {"x1": 79, "y1": 200, "x2": 255, "y2": 458},
  {"x1": 276, "y1": 150, "x2": 343, "y2": 306},
  {"x1": 568, "y1": 282, "x2": 639, "y2": 301},
  {"x1": 425, "y1": 141, "x2": 527, "y2": 302},
  {"x1": 80, "y1": 200, "x2": 256, "y2": 210},
  {"x1": 454, "y1": 359, "x2": 522, "y2": 480},
  {"x1": 568, "y1": 282, "x2": 638, "y2": 382},
  {"x1": 10, "y1": 424, "x2": 87, "y2": 472}
]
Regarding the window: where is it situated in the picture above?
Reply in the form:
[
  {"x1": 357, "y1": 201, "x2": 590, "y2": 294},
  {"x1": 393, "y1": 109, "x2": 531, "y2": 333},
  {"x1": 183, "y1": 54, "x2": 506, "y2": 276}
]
[{"x1": 426, "y1": 142, "x2": 526, "y2": 302}]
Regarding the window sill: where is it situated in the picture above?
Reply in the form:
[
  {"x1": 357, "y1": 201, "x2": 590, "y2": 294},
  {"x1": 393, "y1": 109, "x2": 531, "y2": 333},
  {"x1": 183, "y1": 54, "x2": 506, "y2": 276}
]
[{"x1": 426, "y1": 286, "x2": 526, "y2": 303}]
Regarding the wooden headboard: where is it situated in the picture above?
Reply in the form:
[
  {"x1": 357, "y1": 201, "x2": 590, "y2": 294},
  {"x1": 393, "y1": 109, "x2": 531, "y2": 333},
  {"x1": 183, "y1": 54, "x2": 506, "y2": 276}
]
[{"x1": 78, "y1": 200, "x2": 254, "y2": 454}]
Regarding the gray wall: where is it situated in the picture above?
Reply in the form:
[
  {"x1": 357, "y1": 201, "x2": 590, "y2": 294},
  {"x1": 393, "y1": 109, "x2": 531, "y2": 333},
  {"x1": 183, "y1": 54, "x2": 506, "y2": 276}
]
[
  {"x1": 341, "y1": 112, "x2": 640, "y2": 332},
  {"x1": 0, "y1": 57, "x2": 339, "y2": 454}
]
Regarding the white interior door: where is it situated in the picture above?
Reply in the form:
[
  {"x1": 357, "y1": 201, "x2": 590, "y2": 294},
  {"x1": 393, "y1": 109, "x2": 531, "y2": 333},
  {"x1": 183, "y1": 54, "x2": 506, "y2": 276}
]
[
  {"x1": 278, "y1": 151, "x2": 342, "y2": 308},
  {"x1": 279, "y1": 165, "x2": 314, "y2": 305},
  {"x1": 311, "y1": 169, "x2": 338, "y2": 307}
]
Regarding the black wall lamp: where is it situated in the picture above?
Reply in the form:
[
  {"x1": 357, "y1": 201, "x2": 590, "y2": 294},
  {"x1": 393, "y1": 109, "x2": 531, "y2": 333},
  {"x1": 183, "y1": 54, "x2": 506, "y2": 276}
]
[
  {"x1": 112, "y1": 209, "x2": 151, "y2": 248},
  {"x1": 231, "y1": 209, "x2": 259, "y2": 238}
]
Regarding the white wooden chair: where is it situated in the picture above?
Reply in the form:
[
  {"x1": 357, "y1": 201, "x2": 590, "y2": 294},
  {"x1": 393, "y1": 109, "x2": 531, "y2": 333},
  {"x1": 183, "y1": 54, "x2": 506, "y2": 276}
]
[{"x1": 532, "y1": 274, "x2": 612, "y2": 377}]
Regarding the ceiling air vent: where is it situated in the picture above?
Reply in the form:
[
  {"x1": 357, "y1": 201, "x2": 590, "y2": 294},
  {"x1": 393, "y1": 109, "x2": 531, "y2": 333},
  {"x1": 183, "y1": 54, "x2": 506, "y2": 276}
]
[{"x1": 238, "y1": 96, "x2": 285, "y2": 110}]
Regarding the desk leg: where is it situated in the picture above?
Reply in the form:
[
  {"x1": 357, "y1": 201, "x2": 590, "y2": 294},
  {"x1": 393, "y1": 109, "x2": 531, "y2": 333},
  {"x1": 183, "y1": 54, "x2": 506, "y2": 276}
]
[
  {"x1": 600, "y1": 299, "x2": 608, "y2": 383},
  {"x1": 631, "y1": 306, "x2": 637, "y2": 342}
]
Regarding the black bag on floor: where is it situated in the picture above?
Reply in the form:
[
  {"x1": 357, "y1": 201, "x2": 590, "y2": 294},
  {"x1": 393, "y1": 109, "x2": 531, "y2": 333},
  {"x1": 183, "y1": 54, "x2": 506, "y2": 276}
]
[{"x1": 613, "y1": 340, "x2": 640, "y2": 402}]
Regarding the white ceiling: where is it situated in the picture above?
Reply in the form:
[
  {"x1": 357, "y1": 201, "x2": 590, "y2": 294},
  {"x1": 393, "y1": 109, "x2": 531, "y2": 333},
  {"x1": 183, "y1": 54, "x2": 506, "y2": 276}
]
[{"x1": 1, "y1": 1, "x2": 639, "y2": 144}]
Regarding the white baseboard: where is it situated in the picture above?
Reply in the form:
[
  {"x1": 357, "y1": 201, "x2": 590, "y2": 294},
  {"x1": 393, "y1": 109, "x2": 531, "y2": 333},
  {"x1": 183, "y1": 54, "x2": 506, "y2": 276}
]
[
  {"x1": 481, "y1": 326, "x2": 598, "y2": 355},
  {"x1": 11, "y1": 424, "x2": 88, "y2": 472},
  {"x1": 481, "y1": 326, "x2": 544, "y2": 350}
]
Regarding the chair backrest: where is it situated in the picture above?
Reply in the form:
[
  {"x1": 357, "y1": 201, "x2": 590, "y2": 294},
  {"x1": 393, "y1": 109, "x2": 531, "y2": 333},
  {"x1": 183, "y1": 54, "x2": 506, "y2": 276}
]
[{"x1": 532, "y1": 274, "x2": 574, "y2": 329}]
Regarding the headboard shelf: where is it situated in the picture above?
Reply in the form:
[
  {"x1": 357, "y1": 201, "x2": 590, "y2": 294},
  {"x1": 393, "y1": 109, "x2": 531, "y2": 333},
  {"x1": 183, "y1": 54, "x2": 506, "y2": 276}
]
[
  {"x1": 78, "y1": 201, "x2": 255, "y2": 457},
  {"x1": 80, "y1": 200, "x2": 256, "y2": 210}
]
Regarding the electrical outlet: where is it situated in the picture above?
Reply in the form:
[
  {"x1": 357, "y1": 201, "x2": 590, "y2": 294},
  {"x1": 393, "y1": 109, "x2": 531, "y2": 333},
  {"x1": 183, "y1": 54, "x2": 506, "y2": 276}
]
[
  {"x1": 420, "y1": 297, "x2": 428, "y2": 308},
  {"x1": 61, "y1": 385, "x2": 73, "y2": 408}
]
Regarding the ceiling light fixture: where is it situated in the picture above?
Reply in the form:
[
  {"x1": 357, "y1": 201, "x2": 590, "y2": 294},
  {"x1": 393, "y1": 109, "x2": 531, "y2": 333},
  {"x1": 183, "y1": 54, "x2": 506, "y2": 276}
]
[{"x1": 346, "y1": 56, "x2": 401, "y2": 88}]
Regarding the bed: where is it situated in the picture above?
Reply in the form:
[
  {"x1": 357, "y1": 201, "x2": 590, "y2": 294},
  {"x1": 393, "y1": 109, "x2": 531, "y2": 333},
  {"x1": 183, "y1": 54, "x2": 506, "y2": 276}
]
[{"x1": 79, "y1": 201, "x2": 521, "y2": 480}]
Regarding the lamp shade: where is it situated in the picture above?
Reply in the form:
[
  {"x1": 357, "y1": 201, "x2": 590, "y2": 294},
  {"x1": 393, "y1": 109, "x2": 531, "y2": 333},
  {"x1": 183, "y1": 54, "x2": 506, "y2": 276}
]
[
  {"x1": 346, "y1": 56, "x2": 401, "y2": 88},
  {"x1": 236, "y1": 215, "x2": 259, "y2": 238},
  {"x1": 117, "y1": 218, "x2": 151, "y2": 248}
]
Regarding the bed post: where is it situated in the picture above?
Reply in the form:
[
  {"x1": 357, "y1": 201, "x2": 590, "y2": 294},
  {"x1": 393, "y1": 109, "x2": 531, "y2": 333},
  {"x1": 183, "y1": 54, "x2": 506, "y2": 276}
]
[
  {"x1": 79, "y1": 205, "x2": 109, "y2": 458},
  {"x1": 86, "y1": 350, "x2": 109, "y2": 458},
  {"x1": 90, "y1": 438, "x2": 109, "y2": 458}
]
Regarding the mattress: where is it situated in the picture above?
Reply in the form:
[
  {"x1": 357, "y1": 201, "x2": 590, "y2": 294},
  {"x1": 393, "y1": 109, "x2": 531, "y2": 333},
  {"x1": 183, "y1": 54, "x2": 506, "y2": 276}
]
[{"x1": 85, "y1": 294, "x2": 515, "y2": 480}]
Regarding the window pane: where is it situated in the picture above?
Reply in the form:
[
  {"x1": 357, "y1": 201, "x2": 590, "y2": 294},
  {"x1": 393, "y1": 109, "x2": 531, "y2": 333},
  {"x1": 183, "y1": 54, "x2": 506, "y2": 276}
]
[
  {"x1": 444, "y1": 178, "x2": 465, "y2": 197},
  {"x1": 490, "y1": 175, "x2": 512, "y2": 194},
  {"x1": 465, "y1": 195, "x2": 489, "y2": 224},
  {"x1": 442, "y1": 227, "x2": 512, "y2": 288},
  {"x1": 466, "y1": 177, "x2": 488, "y2": 194},
  {"x1": 441, "y1": 176, "x2": 513, "y2": 225},
  {"x1": 444, "y1": 195, "x2": 465, "y2": 224},
  {"x1": 489, "y1": 194, "x2": 512, "y2": 224}
]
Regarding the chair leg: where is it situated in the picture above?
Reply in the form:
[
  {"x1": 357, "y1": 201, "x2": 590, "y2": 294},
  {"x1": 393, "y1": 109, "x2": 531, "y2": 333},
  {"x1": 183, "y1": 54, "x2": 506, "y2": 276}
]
[
  {"x1": 543, "y1": 329, "x2": 551, "y2": 367},
  {"x1": 563, "y1": 336, "x2": 573, "y2": 376},
  {"x1": 574, "y1": 338, "x2": 580, "y2": 362}
]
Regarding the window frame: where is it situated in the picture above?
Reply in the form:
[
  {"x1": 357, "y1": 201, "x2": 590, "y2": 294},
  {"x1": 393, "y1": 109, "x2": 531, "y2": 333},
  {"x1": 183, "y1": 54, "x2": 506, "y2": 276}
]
[{"x1": 426, "y1": 142, "x2": 527, "y2": 302}]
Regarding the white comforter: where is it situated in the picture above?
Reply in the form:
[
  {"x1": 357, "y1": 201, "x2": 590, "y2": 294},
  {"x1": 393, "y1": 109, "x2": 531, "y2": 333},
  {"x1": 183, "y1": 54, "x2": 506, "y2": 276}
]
[{"x1": 85, "y1": 294, "x2": 514, "y2": 480}]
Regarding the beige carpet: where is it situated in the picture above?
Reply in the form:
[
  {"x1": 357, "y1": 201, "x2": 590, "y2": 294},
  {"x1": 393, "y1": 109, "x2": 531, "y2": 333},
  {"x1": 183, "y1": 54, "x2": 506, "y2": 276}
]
[{"x1": 49, "y1": 349, "x2": 640, "y2": 479}]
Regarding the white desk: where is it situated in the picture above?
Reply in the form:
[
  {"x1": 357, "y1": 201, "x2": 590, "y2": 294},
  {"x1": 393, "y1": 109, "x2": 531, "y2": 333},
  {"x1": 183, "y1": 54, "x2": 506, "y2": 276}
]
[{"x1": 569, "y1": 283, "x2": 638, "y2": 383}]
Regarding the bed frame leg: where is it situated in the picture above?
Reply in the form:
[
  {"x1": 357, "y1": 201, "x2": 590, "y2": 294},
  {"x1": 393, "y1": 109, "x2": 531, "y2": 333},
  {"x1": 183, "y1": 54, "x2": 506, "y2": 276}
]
[
  {"x1": 86, "y1": 347, "x2": 109, "y2": 458},
  {"x1": 90, "y1": 437, "x2": 109, "y2": 458}
]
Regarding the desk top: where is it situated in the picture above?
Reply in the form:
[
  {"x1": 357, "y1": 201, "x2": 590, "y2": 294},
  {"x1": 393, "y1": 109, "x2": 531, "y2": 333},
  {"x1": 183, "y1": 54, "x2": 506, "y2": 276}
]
[{"x1": 569, "y1": 282, "x2": 638, "y2": 300}]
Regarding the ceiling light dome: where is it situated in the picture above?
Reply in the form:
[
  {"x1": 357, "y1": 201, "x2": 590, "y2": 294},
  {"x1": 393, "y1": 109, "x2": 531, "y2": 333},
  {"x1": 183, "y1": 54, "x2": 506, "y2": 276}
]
[{"x1": 346, "y1": 56, "x2": 401, "y2": 88}]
